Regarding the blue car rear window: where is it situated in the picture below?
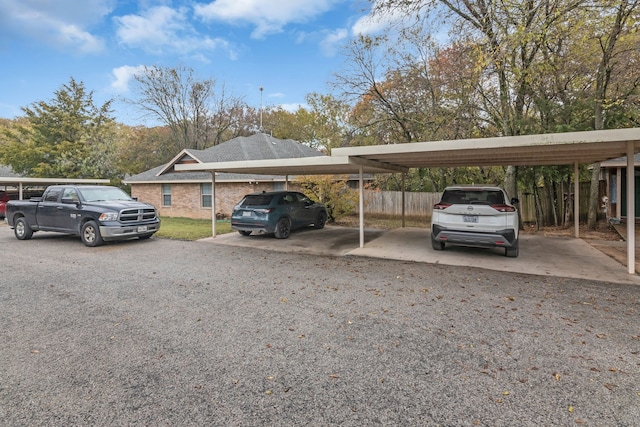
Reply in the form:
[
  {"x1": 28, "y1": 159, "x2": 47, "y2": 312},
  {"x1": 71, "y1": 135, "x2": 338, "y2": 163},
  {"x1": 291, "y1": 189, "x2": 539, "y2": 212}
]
[{"x1": 241, "y1": 195, "x2": 273, "y2": 206}]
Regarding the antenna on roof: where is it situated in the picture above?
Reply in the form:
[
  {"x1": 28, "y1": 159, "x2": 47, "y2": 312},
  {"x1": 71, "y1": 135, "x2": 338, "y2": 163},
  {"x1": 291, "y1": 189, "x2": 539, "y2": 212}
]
[{"x1": 259, "y1": 86, "x2": 264, "y2": 133}]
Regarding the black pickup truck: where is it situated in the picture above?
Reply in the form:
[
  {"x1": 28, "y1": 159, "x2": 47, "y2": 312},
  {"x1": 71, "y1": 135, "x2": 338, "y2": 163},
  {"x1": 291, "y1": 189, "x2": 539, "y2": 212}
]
[{"x1": 5, "y1": 185, "x2": 160, "y2": 246}]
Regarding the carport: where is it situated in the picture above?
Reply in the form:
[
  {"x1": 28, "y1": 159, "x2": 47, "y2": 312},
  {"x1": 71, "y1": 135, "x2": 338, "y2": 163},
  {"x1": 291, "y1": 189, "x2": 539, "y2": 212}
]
[
  {"x1": 0, "y1": 177, "x2": 110, "y2": 199},
  {"x1": 176, "y1": 128, "x2": 640, "y2": 274}
]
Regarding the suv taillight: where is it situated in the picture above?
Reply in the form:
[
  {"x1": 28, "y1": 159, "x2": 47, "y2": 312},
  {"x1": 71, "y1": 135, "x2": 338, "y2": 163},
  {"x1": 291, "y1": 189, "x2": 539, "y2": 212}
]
[
  {"x1": 254, "y1": 208, "x2": 275, "y2": 214},
  {"x1": 491, "y1": 204, "x2": 516, "y2": 212},
  {"x1": 433, "y1": 202, "x2": 451, "y2": 210}
]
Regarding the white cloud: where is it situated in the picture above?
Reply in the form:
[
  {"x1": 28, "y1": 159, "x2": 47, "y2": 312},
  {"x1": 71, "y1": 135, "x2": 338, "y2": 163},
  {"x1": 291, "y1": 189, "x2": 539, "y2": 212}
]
[
  {"x1": 351, "y1": 9, "x2": 406, "y2": 36},
  {"x1": 0, "y1": 0, "x2": 110, "y2": 53},
  {"x1": 110, "y1": 65, "x2": 146, "y2": 93},
  {"x1": 114, "y1": 6, "x2": 231, "y2": 57},
  {"x1": 319, "y1": 28, "x2": 348, "y2": 56},
  {"x1": 194, "y1": 0, "x2": 343, "y2": 39},
  {"x1": 278, "y1": 103, "x2": 306, "y2": 112}
]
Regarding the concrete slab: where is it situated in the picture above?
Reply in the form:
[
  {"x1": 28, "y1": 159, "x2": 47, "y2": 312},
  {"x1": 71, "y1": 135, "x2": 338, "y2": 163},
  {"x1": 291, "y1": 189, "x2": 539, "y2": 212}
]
[
  {"x1": 206, "y1": 225, "x2": 640, "y2": 285},
  {"x1": 202, "y1": 225, "x2": 386, "y2": 257}
]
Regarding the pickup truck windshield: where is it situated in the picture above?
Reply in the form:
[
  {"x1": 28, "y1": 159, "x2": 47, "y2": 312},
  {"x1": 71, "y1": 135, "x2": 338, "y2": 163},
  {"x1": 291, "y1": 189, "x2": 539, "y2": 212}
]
[{"x1": 78, "y1": 187, "x2": 133, "y2": 202}]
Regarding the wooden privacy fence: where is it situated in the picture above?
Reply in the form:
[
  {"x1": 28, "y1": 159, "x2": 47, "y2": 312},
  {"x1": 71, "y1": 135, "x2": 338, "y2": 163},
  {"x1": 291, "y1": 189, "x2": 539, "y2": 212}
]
[
  {"x1": 361, "y1": 190, "x2": 442, "y2": 217},
  {"x1": 361, "y1": 185, "x2": 594, "y2": 222},
  {"x1": 517, "y1": 182, "x2": 593, "y2": 223}
]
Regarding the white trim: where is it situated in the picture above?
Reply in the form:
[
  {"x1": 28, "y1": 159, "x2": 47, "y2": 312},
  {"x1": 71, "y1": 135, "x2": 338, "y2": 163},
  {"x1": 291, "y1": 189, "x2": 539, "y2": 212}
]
[{"x1": 156, "y1": 149, "x2": 201, "y2": 176}]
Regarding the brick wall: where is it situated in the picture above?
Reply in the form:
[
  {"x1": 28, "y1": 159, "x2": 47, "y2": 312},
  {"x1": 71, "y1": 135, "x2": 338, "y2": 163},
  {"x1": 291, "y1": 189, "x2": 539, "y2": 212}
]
[{"x1": 131, "y1": 182, "x2": 298, "y2": 219}]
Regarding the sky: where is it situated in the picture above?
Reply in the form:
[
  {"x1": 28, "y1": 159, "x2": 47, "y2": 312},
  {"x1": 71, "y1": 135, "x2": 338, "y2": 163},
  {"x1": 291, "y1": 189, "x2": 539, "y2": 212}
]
[{"x1": 0, "y1": 0, "x2": 392, "y2": 126}]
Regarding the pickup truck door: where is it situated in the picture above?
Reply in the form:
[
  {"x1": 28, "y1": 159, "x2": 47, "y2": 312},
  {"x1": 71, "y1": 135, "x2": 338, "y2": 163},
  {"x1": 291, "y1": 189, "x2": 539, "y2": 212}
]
[
  {"x1": 36, "y1": 188, "x2": 63, "y2": 230},
  {"x1": 57, "y1": 187, "x2": 81, "y2": 231},
  {"x1": 37, "y1": 187, "x2": 79, "y2": 231}
]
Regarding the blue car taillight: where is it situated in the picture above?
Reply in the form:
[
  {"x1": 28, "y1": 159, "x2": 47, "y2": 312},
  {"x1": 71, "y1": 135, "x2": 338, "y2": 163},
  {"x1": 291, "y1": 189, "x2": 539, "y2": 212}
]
[{"x1": 254, "y1": 208, "x2": 275, "y2": 215}]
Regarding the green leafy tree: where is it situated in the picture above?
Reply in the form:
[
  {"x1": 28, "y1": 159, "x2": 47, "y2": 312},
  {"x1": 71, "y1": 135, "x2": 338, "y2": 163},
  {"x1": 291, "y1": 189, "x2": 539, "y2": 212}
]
[
  {"x1": 297, "y1": 175, "x2": 358, "y2": 222},
  {"x1": 0, "y1": 78, "x2": 116, "y2": 179}
]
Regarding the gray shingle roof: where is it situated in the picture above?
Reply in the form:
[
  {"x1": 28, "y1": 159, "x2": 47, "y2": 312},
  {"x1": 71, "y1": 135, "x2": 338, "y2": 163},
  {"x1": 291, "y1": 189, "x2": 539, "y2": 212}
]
[
  {"x1": 187, "y1": 133, "x2": 324, "y2": 163},
  {"x1": 125, "y1": 133, "x2": 325, "y2": 183},
  {"x1": 600, "y1": 153, "x2": 640, "y2": 167}
]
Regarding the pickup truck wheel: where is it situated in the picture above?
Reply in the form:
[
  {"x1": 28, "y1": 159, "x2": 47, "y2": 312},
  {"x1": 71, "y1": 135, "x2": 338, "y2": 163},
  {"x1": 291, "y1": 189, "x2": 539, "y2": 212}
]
[
  {"x1": 14, "y1": 217, "x2": 33, "y2": 240},
  {"x1": 81, "y1": 220, "x2": 104, "y2": 247}
]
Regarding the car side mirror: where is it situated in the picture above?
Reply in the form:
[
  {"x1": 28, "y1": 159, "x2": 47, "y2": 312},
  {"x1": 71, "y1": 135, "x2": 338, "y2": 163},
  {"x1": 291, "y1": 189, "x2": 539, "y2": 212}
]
[{"x1": 61, "y1": 197, "x2": 79, "y2": 205}]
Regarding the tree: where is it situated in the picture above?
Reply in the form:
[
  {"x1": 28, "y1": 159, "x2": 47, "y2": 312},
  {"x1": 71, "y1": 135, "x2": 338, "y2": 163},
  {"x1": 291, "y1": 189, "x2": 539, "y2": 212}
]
[
  {"x1": 369, "y1": 0, "x2": 587, "y2": 202},
  {"x1": 585, "y1": 0, "x2": 640, "y2": 229},
  {"x1": 128, "y1": 65, "x2": 247, "y2": 150},
  {"x1": 0, "y1": 78, "x2": 117, "y2": 179},
  {"x1": 297, "y1": 175, "x2": 358, "y2": 222},
  {"x1": 113, "y1": 125, "x2": 176, "y2": 179}
]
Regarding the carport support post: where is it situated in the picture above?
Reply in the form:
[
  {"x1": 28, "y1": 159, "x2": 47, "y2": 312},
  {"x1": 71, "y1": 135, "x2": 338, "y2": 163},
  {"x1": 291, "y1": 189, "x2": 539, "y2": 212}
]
[
  {"x1": 211, "y1": 172, "x2": 217, "y2": 238},
  {"x1": 402, "y1": 173, "x2": 406, "y2": 228},
  {"x1": 574, "y1": 162, "x2": 579, "y2": 238},
  {"x1": 626, "y1": 142, "x2": 635, "y2": 274},
  {"x1": 359, "y1": 165, "x2": 364, "y2": 248}
]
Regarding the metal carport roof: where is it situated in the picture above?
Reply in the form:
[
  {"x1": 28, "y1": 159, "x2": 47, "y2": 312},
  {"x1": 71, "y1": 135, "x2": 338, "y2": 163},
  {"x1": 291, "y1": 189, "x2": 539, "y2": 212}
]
[
  {"x1": 331, "y1": 128, "x2": 640, "y2": 167},
  {"x1": 176, "y1": 128, "x2": 640, "y2": 275}
]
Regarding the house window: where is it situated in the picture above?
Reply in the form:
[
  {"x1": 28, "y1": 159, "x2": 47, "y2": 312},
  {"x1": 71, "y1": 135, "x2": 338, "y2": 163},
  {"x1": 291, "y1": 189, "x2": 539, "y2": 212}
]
[
  {"x1": 201, "y1": 183, "x2": 212, "y2": 208},
  {"x1": 162, "y1": 184, "x2": 172, "y2": 206},
  {"x1": 273, "y1": 182, "x2": 285, "y2": 191}
]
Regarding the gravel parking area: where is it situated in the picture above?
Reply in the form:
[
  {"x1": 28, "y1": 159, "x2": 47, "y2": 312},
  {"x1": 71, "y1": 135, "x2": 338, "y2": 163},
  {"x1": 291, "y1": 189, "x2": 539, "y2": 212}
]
[{"x1": 1, "y1": 227, "x2": 639, "y2": 426}]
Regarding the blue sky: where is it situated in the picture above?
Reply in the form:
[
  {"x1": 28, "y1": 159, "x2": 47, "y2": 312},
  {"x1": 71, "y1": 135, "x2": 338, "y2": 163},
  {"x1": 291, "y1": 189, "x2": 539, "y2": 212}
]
[{"x1": 0, "y1": 0, "x2": 394, "y2": 126}]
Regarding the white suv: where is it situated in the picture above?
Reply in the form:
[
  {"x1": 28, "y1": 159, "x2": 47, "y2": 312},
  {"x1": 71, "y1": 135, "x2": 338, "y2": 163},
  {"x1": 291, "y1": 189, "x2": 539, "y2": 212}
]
[{"x1": 430, "y1": 186, "x2": 520, "y2": 257}]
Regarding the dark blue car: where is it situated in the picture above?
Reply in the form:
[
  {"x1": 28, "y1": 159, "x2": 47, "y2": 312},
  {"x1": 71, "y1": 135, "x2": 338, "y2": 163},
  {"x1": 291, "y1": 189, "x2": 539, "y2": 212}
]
[{"x1": 231, "y1": 191, "x2": 327, "y2": 239}]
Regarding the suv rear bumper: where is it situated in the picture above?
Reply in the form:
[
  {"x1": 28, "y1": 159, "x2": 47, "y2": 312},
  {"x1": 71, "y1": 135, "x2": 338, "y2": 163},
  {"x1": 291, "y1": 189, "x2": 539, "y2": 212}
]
[
  {"x1": 231, "y1": 221, "x2": 274, "y2": 234},
  {"x1": 432, "y1": 225, "x2": 518, "y2": 248}
]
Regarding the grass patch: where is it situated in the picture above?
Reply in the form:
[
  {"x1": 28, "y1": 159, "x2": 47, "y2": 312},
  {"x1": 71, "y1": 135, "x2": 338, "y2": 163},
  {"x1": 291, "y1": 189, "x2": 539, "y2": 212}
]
[
  {"x1": 156, "y1": 217, "x2": 232, "y2": 241},
  {"x1": 155, "y1": 214, "x2": 430, "y2": 241}
]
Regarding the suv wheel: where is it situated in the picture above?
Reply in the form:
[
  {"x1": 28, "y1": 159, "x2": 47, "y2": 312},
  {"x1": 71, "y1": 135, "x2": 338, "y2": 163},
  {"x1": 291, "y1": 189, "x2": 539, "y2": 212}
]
[
  {"x1": 505, "y1": 243, "x2": 519, "y2": 258},
  {"x1": 274, "y1": 217, "x2": 291, "y2": 239},
  {"x1": 314, "y1": 212, "x2": 327, "y2": 229},
  {"x1": 431, "y1": 235, "x2": 444, "y2": 251}
]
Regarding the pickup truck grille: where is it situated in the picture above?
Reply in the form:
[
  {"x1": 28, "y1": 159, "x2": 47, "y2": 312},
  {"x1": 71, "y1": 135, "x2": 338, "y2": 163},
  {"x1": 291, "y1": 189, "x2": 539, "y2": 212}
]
[{"x1": 119, "y1": 208, "x2": 157, "y2": 223}]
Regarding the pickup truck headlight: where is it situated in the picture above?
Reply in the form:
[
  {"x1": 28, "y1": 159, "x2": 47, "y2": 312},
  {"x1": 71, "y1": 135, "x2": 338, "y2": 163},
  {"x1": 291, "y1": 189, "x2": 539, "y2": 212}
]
[{"x1": 99, "y1": 212, "x2": 118, "y2": 222}]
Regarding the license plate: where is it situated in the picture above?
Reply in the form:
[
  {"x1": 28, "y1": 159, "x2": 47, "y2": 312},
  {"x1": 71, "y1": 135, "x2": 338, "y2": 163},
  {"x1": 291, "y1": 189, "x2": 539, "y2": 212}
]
[
  {"x1": 137, "y1": 225, "x2": 148, "y2": 232},
  {"x1": 463, "y1": 215, "x2": 478, "y2": 223},
  {"x1": 242, "y1": 211, "x2": 251, "y2": 217}
]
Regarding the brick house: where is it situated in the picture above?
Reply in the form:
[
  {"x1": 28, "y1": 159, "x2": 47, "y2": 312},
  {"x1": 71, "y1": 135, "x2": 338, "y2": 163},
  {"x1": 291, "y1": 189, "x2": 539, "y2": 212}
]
[{"x1": 123, "y1": 133, "x2": 326, "y2": 219}]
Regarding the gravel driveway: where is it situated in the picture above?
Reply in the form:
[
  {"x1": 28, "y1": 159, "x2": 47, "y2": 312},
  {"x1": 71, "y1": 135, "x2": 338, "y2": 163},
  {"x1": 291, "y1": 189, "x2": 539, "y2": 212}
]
[{"x1": 1, "y1": 227, "x2": 639, "y2": 426}]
